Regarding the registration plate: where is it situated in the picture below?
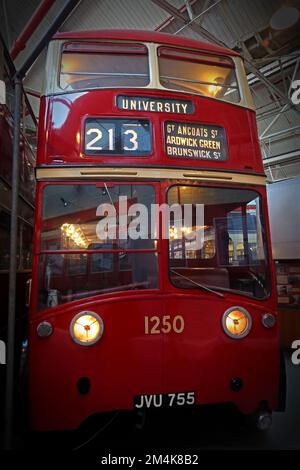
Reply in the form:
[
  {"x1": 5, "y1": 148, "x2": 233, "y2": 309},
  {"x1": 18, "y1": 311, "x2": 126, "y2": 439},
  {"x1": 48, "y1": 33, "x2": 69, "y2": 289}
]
[{"x1": 134, "y1": 391, "x2": 195, "y2": 409}]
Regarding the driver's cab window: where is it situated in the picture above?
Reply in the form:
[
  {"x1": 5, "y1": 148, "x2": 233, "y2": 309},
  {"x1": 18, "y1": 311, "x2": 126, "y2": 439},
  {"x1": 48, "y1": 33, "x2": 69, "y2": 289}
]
[
  {"x1": 168, "y1": 186, "x2": 270, "y2": 299},
  {"x1": 217, "y1": 197, "x2": 264, "y2": 266}
]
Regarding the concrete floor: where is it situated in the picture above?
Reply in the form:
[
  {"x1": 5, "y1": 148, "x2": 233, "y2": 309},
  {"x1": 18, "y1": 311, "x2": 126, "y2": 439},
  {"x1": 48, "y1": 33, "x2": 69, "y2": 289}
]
[{"x1": 1, "y1": 351, "x2": 300, "y2": 450}]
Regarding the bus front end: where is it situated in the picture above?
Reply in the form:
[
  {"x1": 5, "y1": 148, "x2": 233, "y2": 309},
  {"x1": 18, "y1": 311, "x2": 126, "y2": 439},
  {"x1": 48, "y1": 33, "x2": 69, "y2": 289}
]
[{"x1": 29, "y1": 31, "x2": 281, "y2": 431}]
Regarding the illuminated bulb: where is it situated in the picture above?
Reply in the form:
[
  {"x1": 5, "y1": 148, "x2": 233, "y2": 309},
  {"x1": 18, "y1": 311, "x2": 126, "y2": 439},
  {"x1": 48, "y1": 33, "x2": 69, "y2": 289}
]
[
  {"x1": 70, "y1": 312, "x2": 104, "y2": 346},
  {"x1": 208, "y1": 77, "x2": 224, "y2": 96},
  {"x1": 169, "y1": 226, "x2": 178, "y2": 240},
  {"x1": 208, "y1": 84, "x2": 218, "y2": 94},
  {"x1": 225, "y1": 311, "x2": 248, "y2": 335},
  {"x1": 182, "y1": 226, "x2": 192, "y2": 234},
  {"x1": 222, "y1": 307, "x2": 252, "y2": 339},
  {"x1": 61, "y1": 223, "x2": 88, "y2": 248}
]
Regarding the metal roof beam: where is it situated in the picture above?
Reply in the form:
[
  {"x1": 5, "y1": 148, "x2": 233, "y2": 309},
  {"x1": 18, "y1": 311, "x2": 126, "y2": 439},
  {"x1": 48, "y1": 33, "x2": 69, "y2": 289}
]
[
  {"x1": 259, "y1": 59, "x2": 300, "y2": 139},
  {"x1": 185, "y1": 0, "x2": 194, "y2": 21},
  {"x1": 246, "y1": 61, "x2": 293, "y2": 106},
  {"x1": 263, "y1": 150, "x2": 300, "y2": 166},
  {"x1": 259, "y1": 103, "x2": 289, "y2": 139},
  {"x1": 174, "y1": 0, "x2": 223, "y2": 35},
  {"x1": 10, "y1": 0, "x2": 56, "y2": 60},
  {"x1": 156, "y1": 0, "x2": 220, "y2": 35},
  {"x1": 1, "y1": 0, "x2": 12, "y2": 48},
  {"x1": 260, "y1": 124, "x2": 300, "y2": 142},
  {"x1": 193, "y1": 0, "x2": 210, "y2": 26},
  {"x1": 152, "y1": 0, "x2": 299, "y2": 112},
  {"x1": 151, "y1": 0, "x2": 224, "y2": 43},
  {"x1": 17, "y1": 0, "x2": 81, "y2": 78}
]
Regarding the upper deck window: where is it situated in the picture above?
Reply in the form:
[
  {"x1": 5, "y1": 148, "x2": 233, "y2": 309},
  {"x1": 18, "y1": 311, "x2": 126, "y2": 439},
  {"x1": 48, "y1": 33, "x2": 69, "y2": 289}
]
[
  {"x1": 59, "y1": 42, "x2": 149, "y2": 91},
  {"x1": 158, "y1": 47, "x2": 240, "y2": 103}
]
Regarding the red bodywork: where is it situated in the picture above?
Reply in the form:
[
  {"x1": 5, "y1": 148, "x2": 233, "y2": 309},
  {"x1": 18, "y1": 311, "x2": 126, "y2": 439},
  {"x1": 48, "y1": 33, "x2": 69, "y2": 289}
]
[
  {"x1": 37, "y1": 88, "x2": 262, "y2": 174},
  {"x1": 29, "y1": 31, "x2": 279, "y2": 431},
  {"x1": 53, "y1": 29, "x2": 241, "y2": 57}
]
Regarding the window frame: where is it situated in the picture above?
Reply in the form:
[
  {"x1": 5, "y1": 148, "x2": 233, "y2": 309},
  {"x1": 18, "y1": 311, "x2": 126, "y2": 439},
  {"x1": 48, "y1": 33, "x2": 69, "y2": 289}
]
[
  {"x1": 166, "y1": 183, "x2": 272, "y2": 300},
  {"x1": 40, "y1": 181, "x2": 160, "y2": 253},
  {"x1": 157, "y1": 46, "x2": 240, "y2": 104},
  {"x1": 43, "y1": 39, "x2": 255, "y2": 110},
  {"x1": 34, "y1": 181, "x2": 161, "y2": 312},
  {"x1": 59, "y1": 40, "x2": 150, "y2": 92}
]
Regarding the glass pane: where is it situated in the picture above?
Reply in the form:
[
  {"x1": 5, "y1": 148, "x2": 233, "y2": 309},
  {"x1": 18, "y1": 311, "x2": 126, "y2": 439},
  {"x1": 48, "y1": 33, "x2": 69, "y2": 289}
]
[
  {"x1": 63, "y1": 42, "x2": 147, "y2": 54},
  {"x1": 41, "y1": 184, "x2": 156, "y2": 250},
  {"x1": 60, "y1": 43, "x2": 149, "y2": 90},
  {"x1": 168, "y1": 186, "x2": 270, "y2": 299},
  {"x1": 158, "y1": 47, "x2": 240, "y2": 103},
  {"x1": 37, "y1": 252, "x2": 158, "y2": 310}
]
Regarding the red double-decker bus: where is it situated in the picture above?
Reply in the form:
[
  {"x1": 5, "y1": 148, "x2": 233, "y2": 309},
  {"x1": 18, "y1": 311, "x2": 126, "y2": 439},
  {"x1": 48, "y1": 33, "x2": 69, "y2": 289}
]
[{"x1": 28, "y1": 30, "x2": 283, "y2": 431}]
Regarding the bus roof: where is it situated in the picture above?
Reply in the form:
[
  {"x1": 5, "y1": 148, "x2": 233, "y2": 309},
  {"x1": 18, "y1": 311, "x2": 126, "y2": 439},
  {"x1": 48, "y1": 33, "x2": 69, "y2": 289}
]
[{"x1": 53, "y1": 29, "x2": 240, "y2": 57}]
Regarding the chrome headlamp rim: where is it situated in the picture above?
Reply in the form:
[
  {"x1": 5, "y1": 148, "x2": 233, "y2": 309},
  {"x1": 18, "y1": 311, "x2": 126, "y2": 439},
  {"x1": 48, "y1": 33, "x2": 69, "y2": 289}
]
[
  {"x1": 222, "y1": 306, "x2": 252, "y2": 339},
  {"x1": 70, "y1": 311, "x2": 104, "y2": 346}
]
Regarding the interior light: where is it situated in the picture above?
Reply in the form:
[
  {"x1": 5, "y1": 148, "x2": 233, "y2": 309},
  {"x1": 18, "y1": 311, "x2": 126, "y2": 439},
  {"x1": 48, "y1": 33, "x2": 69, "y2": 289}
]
[
  {"x1": 208, "y1": 76, "x2": 224, "y2": 95},
  {"x1": 270, "y1": 6, "x2": 300, "y2": 30},
  {"x1": 169, "y1": 226, "x2": 178, "y2": 239},
  {"x1": 61, "y1": 223, "x2": 88, "y2": 248}
]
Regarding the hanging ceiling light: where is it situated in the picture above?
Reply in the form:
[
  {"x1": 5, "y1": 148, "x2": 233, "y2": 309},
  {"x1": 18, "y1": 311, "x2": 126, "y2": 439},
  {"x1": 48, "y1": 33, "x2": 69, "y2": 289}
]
[{"x1": 270, "y1": 6, "x2": 300, "y2": 30}]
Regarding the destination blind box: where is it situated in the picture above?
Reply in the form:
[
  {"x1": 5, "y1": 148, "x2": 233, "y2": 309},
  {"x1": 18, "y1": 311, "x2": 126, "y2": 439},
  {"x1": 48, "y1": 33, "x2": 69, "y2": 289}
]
[
  {"x1": 117, "y1": 95, "x2": 194, "y2": 114},
  {"x1": 165, "y1": 121, "x2": 228, "y2": 161}
]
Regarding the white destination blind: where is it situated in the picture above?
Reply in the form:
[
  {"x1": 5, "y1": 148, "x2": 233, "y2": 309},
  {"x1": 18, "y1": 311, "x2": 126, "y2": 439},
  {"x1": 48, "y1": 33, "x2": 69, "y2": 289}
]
[
  {"x1": 117, "y1": 95, "x2": 194, "y2": 114},
  {"x1": 84, "y1": 118, "x2": 151, "y2": 156},
  {"x1": 165, "y1": 121, "x2": 228, "y2": 161}
]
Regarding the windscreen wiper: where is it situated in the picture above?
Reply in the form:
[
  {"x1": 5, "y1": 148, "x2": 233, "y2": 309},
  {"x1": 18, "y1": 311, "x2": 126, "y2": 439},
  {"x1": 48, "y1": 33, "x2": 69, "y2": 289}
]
[
  {"x1": 170, "y1": 268, "x2": 225, "y2": 298},
  {"x1": 249, "y1": 270, "x2": 269, "y2": 297}
]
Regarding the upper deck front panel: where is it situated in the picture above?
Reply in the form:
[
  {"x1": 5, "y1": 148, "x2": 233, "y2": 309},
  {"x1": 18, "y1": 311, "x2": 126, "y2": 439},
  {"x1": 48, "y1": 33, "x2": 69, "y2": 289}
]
[
  {"x1": 37, "y1": 88, "x2": 263, "y2": 174},
  {"x1": 53, "y1": 29, "x2": 240, "y2": 58}
]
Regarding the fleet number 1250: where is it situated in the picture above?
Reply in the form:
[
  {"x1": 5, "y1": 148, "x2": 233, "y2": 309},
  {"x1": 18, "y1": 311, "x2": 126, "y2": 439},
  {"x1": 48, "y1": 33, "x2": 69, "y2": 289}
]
[{"x1": 144, "y1": 315, "x2": 185, "y2": 335}]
